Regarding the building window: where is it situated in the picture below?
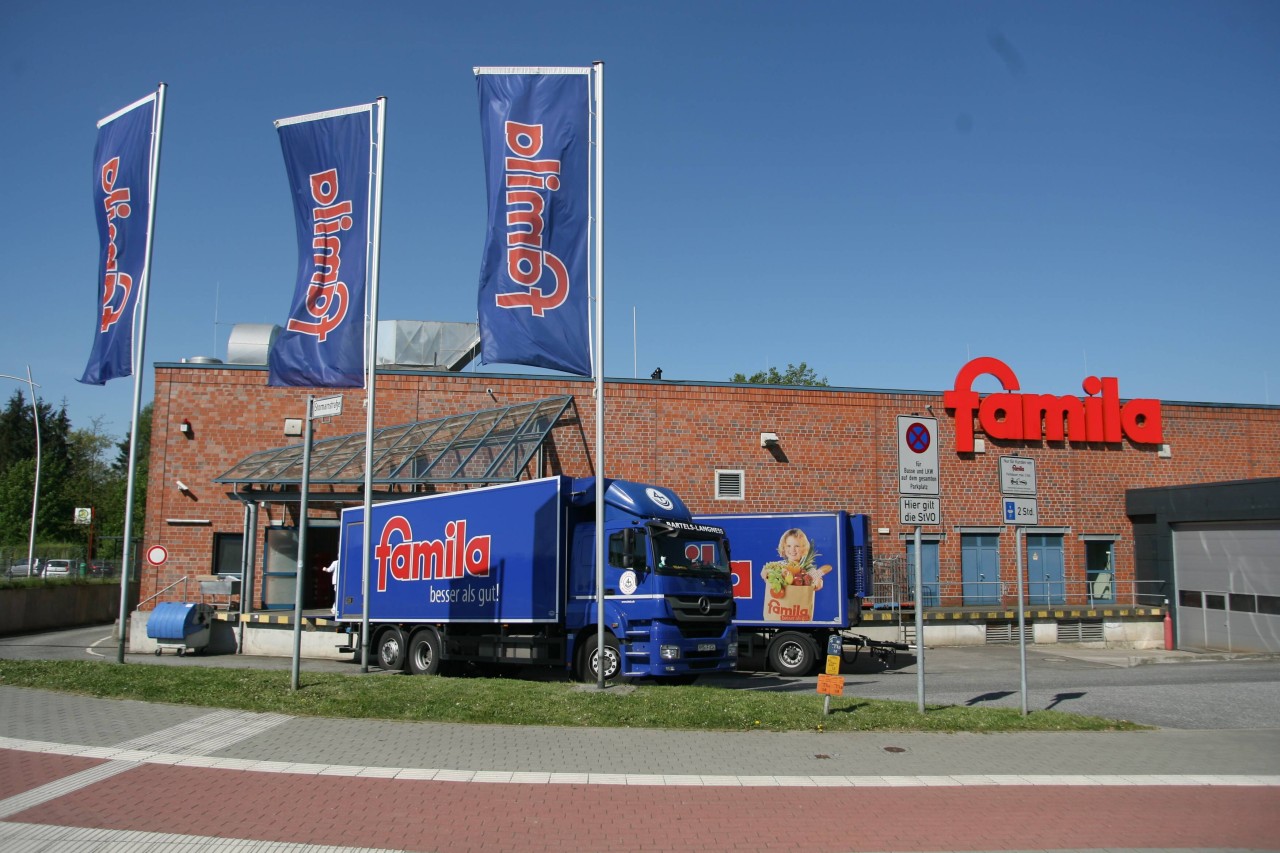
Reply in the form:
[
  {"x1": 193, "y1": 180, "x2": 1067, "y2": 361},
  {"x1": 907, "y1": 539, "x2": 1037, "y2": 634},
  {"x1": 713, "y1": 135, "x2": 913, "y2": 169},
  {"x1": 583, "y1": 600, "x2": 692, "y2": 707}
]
[
  {"x1": 1229, "y1": 593, "x2": 1257, "y2": 613},
  {"x1": 715, "y1": 469, "x2": 744, "y2": 500},
  {"x1": 213, "y1": 532, "x2": 244, "y2": 578},
  {"x1": 1085, "y1": 540, "x2": 1115, "y2": 603}
]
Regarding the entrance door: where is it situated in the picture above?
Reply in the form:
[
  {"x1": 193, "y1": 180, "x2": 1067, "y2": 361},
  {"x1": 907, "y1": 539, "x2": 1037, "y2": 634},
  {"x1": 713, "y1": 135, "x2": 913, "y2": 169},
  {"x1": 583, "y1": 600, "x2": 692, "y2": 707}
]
[
  {"x1": 905, "y1": 540, "x2": 940, "y2": 607},
  {"x1": 261, "y1": 527, "x2": 298, "y2": 610},
  {"x1": 1026, "y1": 534, "x2": 1065, "y2": 605},
  {"x1": 962, "y1": 533, "x2": 1000, "y2": 605}
]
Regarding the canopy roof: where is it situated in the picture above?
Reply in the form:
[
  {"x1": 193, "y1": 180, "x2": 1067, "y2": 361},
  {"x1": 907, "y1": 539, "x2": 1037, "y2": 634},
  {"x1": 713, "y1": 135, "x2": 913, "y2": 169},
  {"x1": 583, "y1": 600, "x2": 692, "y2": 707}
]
[{"x1": 214, "y1": 396, "x2": 573, "y2": 489}]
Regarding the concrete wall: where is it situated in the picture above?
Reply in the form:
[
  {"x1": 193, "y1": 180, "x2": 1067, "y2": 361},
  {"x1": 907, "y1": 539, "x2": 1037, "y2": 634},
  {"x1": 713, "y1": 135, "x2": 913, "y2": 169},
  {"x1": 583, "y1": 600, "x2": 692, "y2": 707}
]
[{"x1": 0, "y1": 583, "x2": 129, "y2": 636}]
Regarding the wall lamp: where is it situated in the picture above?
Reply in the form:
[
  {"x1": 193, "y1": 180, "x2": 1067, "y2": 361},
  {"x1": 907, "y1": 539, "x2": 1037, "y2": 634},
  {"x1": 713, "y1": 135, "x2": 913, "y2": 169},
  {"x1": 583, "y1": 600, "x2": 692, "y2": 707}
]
[
  {"x1": 760, "y1": 432, "x2": 780, "y2": 448},
  {"x1": 179, "y1": 418, "x2": 193, "y2": 438}
]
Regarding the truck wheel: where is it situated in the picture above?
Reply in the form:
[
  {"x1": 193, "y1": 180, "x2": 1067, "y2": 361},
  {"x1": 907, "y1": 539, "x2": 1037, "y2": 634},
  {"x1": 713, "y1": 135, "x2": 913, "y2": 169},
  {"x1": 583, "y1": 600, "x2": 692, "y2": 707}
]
[
  {"x1": 768, "y1": 632, "x2": 817, "y2": 677},
  {"x1": 375, "y1": 628, "x2": 407, "y2": 672},
  {"x1": 575, "y1": 633, "x2": 620, "y2": 683},
  {"x1": 407, "y1": 630, "x2": 441, "y2": 676}
]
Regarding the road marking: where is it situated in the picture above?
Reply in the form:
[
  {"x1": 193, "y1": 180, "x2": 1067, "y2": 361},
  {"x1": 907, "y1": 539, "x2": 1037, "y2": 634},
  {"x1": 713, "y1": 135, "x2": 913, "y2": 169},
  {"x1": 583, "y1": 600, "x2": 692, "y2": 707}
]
[
  {"x1": 2, "y1": 736, "x2": 1277, "y2": 788},
  {"x1": 84, "y1": 632, "x2": 115, "y2": 658}
]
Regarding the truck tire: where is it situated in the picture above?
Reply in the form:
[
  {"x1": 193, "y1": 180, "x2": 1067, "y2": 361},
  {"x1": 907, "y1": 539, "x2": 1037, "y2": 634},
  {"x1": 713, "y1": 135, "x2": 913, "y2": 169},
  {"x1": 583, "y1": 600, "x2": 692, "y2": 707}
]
[
  {"x1": 768, "y1": 632, "x2": 817, "y2": 677},
  {"x1": 407, "y1": 630, "x2": 442, "y2": 676},
  {"x1": 575, "y1": 633, "x2": 620, "y2": 683},
  {"x1": 375, "y1": 627, "x2": 407, "y2": 672}
]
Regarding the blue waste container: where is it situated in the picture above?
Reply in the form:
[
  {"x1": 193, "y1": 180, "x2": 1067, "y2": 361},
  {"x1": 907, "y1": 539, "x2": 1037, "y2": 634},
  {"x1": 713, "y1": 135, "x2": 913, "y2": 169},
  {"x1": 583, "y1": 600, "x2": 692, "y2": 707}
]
[{"x1": 146, "y1": 602, "x2": 214, "y2": 656}]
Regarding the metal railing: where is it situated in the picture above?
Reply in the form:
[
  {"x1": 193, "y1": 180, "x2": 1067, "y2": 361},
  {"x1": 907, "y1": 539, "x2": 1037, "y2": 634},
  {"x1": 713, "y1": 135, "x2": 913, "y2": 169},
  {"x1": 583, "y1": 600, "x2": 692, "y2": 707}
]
[
  {"x1": 136, "y1": 576, "x2": 192, "y2": 610},
  {"x1": 866, "y1": 577, "x2": 1168, "y2": 610}
]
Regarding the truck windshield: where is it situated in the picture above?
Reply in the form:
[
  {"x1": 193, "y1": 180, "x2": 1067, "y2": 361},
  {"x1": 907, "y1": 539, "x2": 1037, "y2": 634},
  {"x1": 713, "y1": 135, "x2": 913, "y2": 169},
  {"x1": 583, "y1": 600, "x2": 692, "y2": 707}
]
[{"x1": 648, "y1": 522, "x2": 730, "y2": 576}]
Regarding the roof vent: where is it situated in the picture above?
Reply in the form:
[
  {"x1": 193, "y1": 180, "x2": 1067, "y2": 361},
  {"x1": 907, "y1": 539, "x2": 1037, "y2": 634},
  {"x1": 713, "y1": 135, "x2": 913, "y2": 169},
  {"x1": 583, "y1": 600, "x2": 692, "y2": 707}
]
[
  {"x1": 376, "y1": 321, "x2": 479, "y2": 370},
  {"x1": 227, "y1": 324, "x2": 281, "y2": 365}
]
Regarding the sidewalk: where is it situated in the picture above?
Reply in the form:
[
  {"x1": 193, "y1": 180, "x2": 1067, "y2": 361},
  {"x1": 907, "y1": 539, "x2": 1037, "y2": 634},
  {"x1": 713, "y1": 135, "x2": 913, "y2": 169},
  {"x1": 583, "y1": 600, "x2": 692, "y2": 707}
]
[{"x1": 1, "y1": 684, "x2": 1278, "y2": 852}]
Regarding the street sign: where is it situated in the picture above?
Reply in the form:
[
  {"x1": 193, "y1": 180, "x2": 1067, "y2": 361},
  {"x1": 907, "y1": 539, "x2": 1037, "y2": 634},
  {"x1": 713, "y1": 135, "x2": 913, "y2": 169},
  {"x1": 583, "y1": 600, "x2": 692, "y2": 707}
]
[
  {"x1": 74, "y1": 507, "x2": 93, "y2": 525},
  {"x1": 1002, "y1": 497, "x2": 1039, "y2": 525},
  {"x1": 816, "y1": 674, "x2": 845, "y2": 696},
  {"x1": 900, "y1": 496, "x2": 941, "y2": 525},
  {"x1": 145, "y1": 544, "x2": 168, "y2": 566},
  {"x1": 311, "y1": 394, "x2": 344, "y2": 419},
  {"x1": 999, "y1": 456, "x2": 1037, "y2": 495},
  {"x1": 897, "y1": 415, "x2": 939, "y2": 496}
]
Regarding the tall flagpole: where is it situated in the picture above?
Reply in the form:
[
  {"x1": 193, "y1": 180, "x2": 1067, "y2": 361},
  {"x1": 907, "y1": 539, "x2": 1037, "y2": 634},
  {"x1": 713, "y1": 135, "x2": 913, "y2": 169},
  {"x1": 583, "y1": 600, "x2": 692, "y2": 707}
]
[
  {"x1": 117, "y1": 82, "x2": 166, "y2": 664},
  {"x1": 360, "y1": 97, "x2": 387, "y2": 671},
  {"x1": 592, "y1": 61, "x2": 607, "y2": 688}
]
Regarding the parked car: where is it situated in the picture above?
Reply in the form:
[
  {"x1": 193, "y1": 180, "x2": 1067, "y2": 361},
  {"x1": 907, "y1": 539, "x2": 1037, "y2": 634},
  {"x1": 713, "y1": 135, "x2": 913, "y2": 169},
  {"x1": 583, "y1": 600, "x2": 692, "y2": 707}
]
[
  {"x1": 7, "y1": 558, "x2": 39, "y2": 578},
  {"x1": 42, "y1": 559, "x2": 73, "y2": 578},
  {"x1": 88, "y1": 560, "x2": 118, "y2": 578}
]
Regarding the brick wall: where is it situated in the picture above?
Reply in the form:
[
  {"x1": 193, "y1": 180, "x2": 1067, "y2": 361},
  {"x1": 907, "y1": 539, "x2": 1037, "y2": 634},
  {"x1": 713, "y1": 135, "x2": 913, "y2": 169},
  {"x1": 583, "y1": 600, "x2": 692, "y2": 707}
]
[{"x1": 142, "y1": 364, "x2": 1280, "y2": 609}]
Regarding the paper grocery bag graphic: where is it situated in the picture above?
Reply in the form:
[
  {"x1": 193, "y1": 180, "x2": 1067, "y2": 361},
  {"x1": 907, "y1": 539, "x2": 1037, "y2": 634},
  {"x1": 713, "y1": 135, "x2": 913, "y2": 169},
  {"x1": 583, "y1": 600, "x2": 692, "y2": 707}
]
[{"x1": 764, "y1": 585, "x2": 815, "y2": 622}]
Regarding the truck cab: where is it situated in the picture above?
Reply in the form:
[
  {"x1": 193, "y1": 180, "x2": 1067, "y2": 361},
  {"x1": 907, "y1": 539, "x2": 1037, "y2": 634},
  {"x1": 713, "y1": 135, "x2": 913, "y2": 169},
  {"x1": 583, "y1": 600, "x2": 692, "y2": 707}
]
[{"x1": 565, "y1": 478, "x2": 737, "y2": 682}]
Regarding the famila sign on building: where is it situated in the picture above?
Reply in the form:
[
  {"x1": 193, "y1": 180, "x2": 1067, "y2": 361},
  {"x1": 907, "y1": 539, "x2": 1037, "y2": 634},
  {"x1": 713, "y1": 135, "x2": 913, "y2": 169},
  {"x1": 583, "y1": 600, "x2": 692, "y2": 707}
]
[{"x1": 943, "y1": 357, "x2": 1163, "y2": 453}]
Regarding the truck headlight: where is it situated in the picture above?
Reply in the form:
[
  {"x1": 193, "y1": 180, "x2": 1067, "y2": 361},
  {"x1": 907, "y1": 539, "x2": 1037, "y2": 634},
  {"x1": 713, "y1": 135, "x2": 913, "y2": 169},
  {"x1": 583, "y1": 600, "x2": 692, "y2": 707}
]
[{"x1": 659, "y1": 645, "x2": 681, "y2": 660}]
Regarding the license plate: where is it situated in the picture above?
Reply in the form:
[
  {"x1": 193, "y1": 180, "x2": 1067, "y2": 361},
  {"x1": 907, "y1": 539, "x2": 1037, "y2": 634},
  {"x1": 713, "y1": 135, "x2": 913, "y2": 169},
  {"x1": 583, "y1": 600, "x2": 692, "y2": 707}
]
[{"x1": 698, "y1": 643, "x2": 716, "y2": 652}]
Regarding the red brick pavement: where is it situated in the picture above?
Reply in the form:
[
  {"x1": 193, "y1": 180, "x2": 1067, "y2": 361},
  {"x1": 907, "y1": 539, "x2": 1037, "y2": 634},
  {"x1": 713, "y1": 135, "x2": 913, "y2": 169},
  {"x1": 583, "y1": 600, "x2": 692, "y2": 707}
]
[
  {"x1": 4, "y1": 750, "x2": 1277, "y2": 852},
  {"x1": 0, "y1": 751, "x2": 106, "y2": 800}
]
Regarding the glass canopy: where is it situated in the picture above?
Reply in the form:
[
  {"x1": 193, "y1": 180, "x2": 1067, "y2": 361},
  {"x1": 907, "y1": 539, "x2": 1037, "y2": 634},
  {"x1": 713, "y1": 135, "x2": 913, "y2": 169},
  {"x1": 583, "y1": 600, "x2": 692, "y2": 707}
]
[{"x1": 215, "y1": 396, "x2": 573, "y2": 488}]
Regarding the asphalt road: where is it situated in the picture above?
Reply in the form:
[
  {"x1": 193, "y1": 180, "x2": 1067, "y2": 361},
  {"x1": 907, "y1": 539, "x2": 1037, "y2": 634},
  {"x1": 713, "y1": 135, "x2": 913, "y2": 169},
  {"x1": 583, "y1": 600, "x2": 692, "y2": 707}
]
[{"x1": 3, "y1": 624, "x2": 1278, "y2": 730}]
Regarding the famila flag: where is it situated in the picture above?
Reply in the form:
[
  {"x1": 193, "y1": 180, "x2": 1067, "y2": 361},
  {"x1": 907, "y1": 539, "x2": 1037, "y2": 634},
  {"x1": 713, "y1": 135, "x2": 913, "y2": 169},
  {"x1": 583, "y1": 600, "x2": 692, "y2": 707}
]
[
  {"x1": 80, "y1": 92, "x2": 160, "y2": 386},
  {"x1": 269, "y1": 104, "x2": 374, "y2": 387},
  {"x1": 475, "y1": 68, "x2": 592, "y2": 377}
]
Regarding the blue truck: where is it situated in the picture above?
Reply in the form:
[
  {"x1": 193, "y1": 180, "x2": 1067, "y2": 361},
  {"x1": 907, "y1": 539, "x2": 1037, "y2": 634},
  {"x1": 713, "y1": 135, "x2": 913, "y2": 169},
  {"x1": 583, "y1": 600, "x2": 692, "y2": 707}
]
[
  {"x1": 335, "y1": 476, "x2": 737, "y2": 682},
  {"x1": 696, "y1": 511, "x2": 902, "y2": 676}
]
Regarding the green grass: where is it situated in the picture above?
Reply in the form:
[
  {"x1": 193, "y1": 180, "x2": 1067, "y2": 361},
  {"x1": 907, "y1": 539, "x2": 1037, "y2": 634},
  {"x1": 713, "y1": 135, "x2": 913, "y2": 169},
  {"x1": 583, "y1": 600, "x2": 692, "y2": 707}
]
[{"x1": 0, "y1": 660, "x2": 1147, "y2": 732}]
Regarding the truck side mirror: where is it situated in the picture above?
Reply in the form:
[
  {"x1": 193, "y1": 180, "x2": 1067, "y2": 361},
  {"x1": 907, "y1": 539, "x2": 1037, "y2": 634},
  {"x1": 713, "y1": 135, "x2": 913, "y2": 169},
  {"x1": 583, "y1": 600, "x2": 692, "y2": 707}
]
[{"x1": 619, "y1": 528, "x2": 637, "y2": 568}]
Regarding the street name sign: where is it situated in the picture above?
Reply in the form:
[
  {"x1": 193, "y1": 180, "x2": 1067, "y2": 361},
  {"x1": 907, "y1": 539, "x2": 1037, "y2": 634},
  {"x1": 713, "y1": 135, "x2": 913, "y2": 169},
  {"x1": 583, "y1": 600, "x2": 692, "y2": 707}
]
[{"x1": 311, "y1": 395, "x2": 344, "y2": 419}]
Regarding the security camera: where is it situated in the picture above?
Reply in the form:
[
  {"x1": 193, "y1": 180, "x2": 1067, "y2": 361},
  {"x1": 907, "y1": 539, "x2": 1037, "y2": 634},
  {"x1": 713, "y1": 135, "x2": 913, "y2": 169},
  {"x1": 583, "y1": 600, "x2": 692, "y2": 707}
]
[{"x1": 176, "y1": 480, "x2": 190, "y2": 492}]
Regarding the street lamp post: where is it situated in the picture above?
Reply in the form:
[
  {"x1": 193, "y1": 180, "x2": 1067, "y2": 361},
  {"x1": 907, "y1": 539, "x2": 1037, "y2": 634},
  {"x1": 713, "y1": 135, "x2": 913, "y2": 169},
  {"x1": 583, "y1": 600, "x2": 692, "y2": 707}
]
[{"x1": 0, "y1": 367, "x2": 41, "y2": 576}]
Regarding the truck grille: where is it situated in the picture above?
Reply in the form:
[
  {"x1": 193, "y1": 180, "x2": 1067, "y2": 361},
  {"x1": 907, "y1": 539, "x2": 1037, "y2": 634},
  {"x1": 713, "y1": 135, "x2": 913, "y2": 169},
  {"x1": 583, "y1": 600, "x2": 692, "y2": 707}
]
[{"x1": 668, "y1": 595, "x2": 733, "y2": 637}]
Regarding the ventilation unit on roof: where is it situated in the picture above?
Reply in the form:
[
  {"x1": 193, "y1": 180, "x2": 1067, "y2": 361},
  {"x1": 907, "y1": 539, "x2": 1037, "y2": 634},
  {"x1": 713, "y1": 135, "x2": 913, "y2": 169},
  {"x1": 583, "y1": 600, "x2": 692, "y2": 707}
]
[
  {"x1": 376, "y1": 321, "x2": 480, "y2": 371},
  {"x1": 227, "y1": 324, "x2": 282, "y2": 365}
]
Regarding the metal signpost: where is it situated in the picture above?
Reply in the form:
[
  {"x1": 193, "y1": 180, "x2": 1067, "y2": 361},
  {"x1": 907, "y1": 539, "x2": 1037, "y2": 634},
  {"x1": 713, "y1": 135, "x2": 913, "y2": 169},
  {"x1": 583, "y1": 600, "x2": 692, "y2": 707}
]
[
  {"x1": 897, "y1": 415, "x2": 939, "y2": 713},
  {"x1": 1000, "y1": 456, "x2": 1037, "y2": 716},
  {"x1": 819, "y1": 633, "x2": 844, "y2": 715},
  {"x1": 292, "y1": 394, "x2": 342, "y2": 690}
]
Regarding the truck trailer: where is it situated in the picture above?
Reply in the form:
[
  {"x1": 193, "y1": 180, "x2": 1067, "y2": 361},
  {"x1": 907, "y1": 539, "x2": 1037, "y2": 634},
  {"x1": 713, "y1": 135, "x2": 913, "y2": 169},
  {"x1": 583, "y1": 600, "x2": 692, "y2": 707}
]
[
  {"x1": 336, "y1": 476, "x2": 737, "y2": 682},
  {"x1": 696, "y1": 511, "x2": 903, "y2": 676}
]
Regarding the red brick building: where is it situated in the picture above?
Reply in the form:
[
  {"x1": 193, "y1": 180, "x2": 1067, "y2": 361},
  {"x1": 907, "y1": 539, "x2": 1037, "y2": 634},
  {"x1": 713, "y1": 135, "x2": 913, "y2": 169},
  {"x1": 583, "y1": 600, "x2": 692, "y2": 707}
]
[{"x1": 139, "y1": 353, "x2": 1280, "y2": 652}]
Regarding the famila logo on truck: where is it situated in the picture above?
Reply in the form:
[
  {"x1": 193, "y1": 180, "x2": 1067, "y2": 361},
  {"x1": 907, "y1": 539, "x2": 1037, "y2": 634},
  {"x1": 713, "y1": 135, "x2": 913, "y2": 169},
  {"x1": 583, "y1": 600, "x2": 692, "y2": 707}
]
[{"x1": 375, "y1": 515, "x2": 492, "y2": 593}]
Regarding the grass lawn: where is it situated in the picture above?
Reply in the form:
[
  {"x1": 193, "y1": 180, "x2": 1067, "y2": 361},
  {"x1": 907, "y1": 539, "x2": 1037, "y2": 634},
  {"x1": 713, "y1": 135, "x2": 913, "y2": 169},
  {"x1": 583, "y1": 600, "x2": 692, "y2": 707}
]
[{"x1": 0, "y1": 660, "x2": 1147, "y2": 732}]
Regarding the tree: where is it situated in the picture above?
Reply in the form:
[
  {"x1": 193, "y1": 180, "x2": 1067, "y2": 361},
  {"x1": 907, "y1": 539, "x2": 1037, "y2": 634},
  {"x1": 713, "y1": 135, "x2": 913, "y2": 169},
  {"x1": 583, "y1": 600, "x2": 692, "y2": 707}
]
[
  {"x1": 109, "y1": 403, "x2": 152, "y2": 543},
  {"x1": 730, "y1": 362, "x2": 829, "y2": 387},
  {"x1": 0, "y1": 392, "x2": 76, "y2": 547}
]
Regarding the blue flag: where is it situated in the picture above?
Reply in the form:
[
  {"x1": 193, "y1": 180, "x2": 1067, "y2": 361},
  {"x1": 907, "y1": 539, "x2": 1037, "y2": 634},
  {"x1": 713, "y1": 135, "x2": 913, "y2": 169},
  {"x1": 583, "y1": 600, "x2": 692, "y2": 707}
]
[
  {"x1": 80, "y1": 93, "x2": 156, "y2": 386},
  {"x1": 269, "y1": 105, "x2": 373, "y2": 387},
  {"x1": 476, "y1": 70, "x2": 592, "y2": 377}
]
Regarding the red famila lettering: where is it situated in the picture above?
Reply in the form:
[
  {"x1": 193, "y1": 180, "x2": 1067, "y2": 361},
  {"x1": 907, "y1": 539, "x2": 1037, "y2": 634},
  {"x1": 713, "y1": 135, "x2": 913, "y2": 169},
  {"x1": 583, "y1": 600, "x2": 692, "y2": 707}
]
[
  {"x1": 943, "y1": 357, "x2": 1163, "y2": 452},
  {"x1": 374, "y1": 515, "x2": 492, "y2": 593},
  {"x1": 497, "y1": 121, "x2": 570, "y2": 317},
  {"x1": 98, "y1": 157, "x2": 134, "y2": 332},
  {"x1": 286, "y1": 168, "x2": 352, "y2": 341}
]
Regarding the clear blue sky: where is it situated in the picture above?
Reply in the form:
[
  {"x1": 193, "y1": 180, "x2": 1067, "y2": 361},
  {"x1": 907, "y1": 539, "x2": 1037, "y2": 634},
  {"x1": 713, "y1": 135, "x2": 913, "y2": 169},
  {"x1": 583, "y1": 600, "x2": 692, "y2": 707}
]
[{"x1": 2, "y1": 1, "x2": 1277, "y2": 439}]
